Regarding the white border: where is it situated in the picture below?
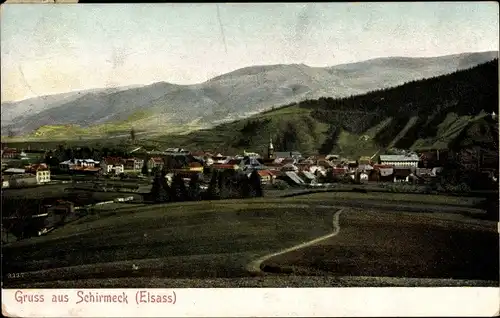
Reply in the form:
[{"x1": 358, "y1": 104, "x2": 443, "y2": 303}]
[{"x1": 2, "y1": 288, "x2": 500, "y2": 317}]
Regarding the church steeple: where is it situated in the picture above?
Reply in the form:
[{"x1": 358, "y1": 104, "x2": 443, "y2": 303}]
[{"x1": 267, "y1": 136, "x2": 274, "y2": 160}]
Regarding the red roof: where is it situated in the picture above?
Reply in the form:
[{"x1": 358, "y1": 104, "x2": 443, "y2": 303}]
[
  {"x1": 26, "y1": 163, "x2": 49, "y2": 171},
  {"x1": 104, "y1": 157, "x2": 123, "y2": 165},
  {"x1": 188, "y1": 162, "x2": 203, "y2": 168},
  {"x1": 257, "y1": 170, "x2": 273, "y2": 177}
]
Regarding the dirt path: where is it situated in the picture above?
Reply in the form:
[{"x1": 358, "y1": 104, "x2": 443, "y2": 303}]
[{"x1": 246, "y1": 206, "x2": 344, "y2": 275}]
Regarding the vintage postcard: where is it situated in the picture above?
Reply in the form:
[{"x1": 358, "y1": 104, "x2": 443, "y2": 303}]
[{"x1": 1, "y1": 2, "x2": 499, "y2": 317}]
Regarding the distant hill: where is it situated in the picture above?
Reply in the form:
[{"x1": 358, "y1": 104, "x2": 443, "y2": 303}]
[
  {"x1": 1, "y1": 50, "x2": 497, "y2": 137},
  {"x1": 149, "y1": 59, "x2": 499, "y2": 158}
]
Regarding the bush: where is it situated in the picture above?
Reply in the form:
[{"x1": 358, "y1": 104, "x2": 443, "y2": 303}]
[{"x1": 273, "y1": 179, "x2": 290, "y2": 190}]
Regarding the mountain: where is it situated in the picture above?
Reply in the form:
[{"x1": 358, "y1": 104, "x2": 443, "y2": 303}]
[
  {"x1": 2, "y1": 51, "x2": 497, "y2": 137},
  {"x1": 148, "y1": 59, "x2": 499, "y2": 158},
  {"x1": 1, "y1": 85, "x2": 139, "y2": 128}
]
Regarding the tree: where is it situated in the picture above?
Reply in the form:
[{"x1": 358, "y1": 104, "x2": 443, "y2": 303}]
[
  {"x1": 218, "y1": 171, "x2": 230, "y2": 199},
  {"x1": 188, "y1": 173, "x2": 202, "y2": 201},
  {"x1": 207, "y1": 170, "x2": 221, "y2": 200},
  {"x1": 141, "y1": 159, "x2": 149, "y2": 176},
  {"x1": 130, "y1": 128, "x2": 136, "y2": 144},
  {"x1": 249, "y1": 170, "x2": 263, "y2": 197},
  {"x1": 239, "y1": 173, "x2": 252, "y2": 198},
  {"x1": 171, "y1": 174, "x2": 188, "y2": 202},
  {"x1": 150, "y1": 170, "x2": 170, "y2": 203}
]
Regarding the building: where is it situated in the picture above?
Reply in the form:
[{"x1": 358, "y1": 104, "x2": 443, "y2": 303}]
[
  {"x1": 25, "y1": 163, "x2": 51, "y2": 184},
  {"x1": 124, "y1": 158, "x2": 144, "y2": 171},
  {"x1": 59, "y1": 159, "x2": 100, "y2": 172},
  {"x1": 257, "y1": 169, "x2": 276, "y2": 184},
  {"x1": 148, "y1": 157, "x2": 164, "y2": 171},
  {"x1": 2, "y1": 176, "x2": 10, "y2": 188},
  {"x1": 379, "y1": 154, "x2": 419, "y2": 168},
  {"x1": 1, "y1": 148, "x2": 19, "y2": 159},
  {"x1": 267, "y1": 137, "x2": 275, "y2": 160}
]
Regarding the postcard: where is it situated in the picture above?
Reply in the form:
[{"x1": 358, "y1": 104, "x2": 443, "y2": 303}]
[{"x1": 1, "y1": 2, "x2": 499, "y2": 317}]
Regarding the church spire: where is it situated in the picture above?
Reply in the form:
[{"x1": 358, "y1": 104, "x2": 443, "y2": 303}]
[{"x1": 267, "y1": 135, "x2": 274, "y2": 159}]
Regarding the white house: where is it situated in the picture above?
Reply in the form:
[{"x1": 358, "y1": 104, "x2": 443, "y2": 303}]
[{"x1": 35, "y1": 170, "x2": 51, "y2": 183}]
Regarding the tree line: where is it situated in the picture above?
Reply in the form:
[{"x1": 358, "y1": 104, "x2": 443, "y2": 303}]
[{"x1": 148, "y1": 167, "x2": 263, "y2": 203}]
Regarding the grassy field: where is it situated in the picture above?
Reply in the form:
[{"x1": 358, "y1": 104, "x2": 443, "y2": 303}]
[
  {"x1": 3, "y1": 191, "x2": 497, "y2": 288},
  {"x1": 3, "y1": 199, "x2": 339, "y2": 287},
  {"x1": 262, "y1": 207, "x2": 499, "y2": 283}
]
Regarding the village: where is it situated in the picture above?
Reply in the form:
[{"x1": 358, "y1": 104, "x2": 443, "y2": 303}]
[
  {"x1": 1, "y1": 136, "x2": 498, "y2": 189},
  {"x1": 2, "y1": 130, "x2": 498, "y2": 243}
]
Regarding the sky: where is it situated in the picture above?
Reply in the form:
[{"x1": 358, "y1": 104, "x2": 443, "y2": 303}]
[{"x1": 1, "y1": 2, "x2": 499, "y2": 102}]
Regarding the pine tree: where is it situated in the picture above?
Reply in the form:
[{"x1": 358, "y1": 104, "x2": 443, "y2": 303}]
[
  {"x1": 207, "y1": 170, "x2": 220, "y2": 200},
  {"x1": 218, "y1": 171, "x2": 230, "y2": 199},
  {"x1": 239, "y1": 173, "x2": 252, "y2": 198},
  {"x1": 249, "y1": 170, "x2": 263, "y2": 197},
  {"x1": 141, "y1": 159, "x2": 149, "y2": 176},
  {"x1": 188, "y1": 173, "x2": 202, "y2": 201},
  {"x1": 171, "y1": 174, "x2": 188, "y2": 202},
  {"x1": 150, "y1": 170, "x2": 170, "y2": 203},
  {"x1": 130, "y1": 128, "x2": 136, "y2": 144}
]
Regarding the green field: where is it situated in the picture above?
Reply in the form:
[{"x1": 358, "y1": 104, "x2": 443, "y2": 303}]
[{"x1": 3, "y1": 191, "x2": 497, "y2": 288}]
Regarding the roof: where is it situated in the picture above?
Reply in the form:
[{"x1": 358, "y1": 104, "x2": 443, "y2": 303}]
[
  {"x1": 257, "y1": 170, "x2": 273, "y2": 177},
  {"x1": 211, "y1": 164, "x2": 238, "y2": 169},
  {"x1": 104, "y1": 157, "x2": 123, "y2": 164},
  {"x1": 379, "y1": 154, "x2": 419, "y2": 162},
  {"x1": 26, "y1": 163, "x2": 49, "y2": 171},
  {"x1": 150, "y1": 157, "x2": 164, "y2": 163},
  {"x1": 3, "y1": 168, "x2": 26, "y2": 174}
]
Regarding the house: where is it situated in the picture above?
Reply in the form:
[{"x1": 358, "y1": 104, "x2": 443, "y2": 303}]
[
  {"x1": 25, "y1": 163, "x2": 51, "y2": 184},
  {"x1": 212, "y1": 154, "x2": 230, "y2": 164},
  {"x1": 2, "y1": 176, "x2": 10, "y2": 188},
  {"x1": 103, "y1": 157, "x2": 125, "y2": 175},
  {"x1": 257, "y1": 170, "x2": 275, "y2": 184},
  {"x1": 59, "y1": 159, "x2": 100, "y2": 172},
  {"x1": 124, "y1": 158, "x2": 144, "y2": 171},
  {"x1": 148, "y1": 157, "x2": 164, "y2": 171},
  {"x1": 280, "y1": 163, "x2": 299, "y2": 172},
  {"x1": 300, "y1": 171, "x2": 317, "y2": 184},
  {"x1": 379, "y1": 154, "x2": 419, "y2": 168},
  {"x1": 372, "y1": 164, "x2": 394, "y2": 182},
  {"x1": 243, "y1": 150, "x2": 261, "y2": 158},
  {"x1": 1, "y1": 148, "x2": 19, "y2": 159},
  {"x1": 393, "y1": 168, "x2": 413, "y2": 182}
]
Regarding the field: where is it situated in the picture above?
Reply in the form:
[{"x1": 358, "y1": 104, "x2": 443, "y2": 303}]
[{"x1": 3, "y1": 191, "x2": 498, "y2": 288}]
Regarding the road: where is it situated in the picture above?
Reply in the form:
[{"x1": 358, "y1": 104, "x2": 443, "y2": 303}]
[{"x1": 2, "y1": 194, "x2": 498, "y2": 288}]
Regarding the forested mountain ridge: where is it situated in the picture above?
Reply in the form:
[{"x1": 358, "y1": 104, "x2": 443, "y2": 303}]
[{"x1": 151, "y1": 59, "x2": 499, "y2": 158}]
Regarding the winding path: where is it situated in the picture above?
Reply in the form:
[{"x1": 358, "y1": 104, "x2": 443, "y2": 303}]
[{"x1": 246, "y1": 206, "x2": 344, "y2": 275}]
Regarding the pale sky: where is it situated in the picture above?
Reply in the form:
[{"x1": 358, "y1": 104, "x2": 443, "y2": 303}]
[{"x1": 1, "y1": 2, "x2": 499, "y2": 102}]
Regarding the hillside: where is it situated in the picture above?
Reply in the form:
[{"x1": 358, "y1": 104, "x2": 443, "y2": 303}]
[
  {"x1": 2, "y1": 51, "x2": 497, "y2": 138},
  {"x1": 148, "y1": 59, "x2": 499, "y2": 158}
]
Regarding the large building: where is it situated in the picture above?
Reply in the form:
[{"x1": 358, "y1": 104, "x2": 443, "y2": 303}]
[{"x1": 379, "y1": 154, "x2": 420, "y2": 168}]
